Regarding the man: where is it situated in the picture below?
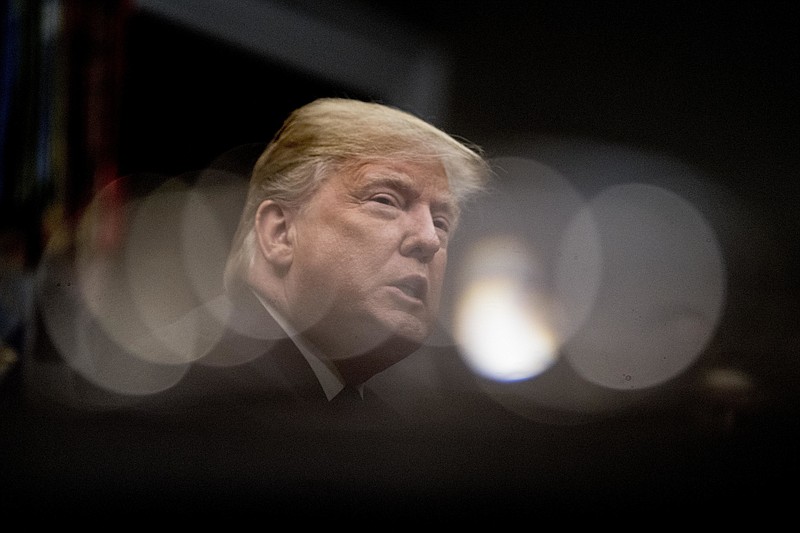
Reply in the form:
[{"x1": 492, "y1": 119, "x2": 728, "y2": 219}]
[{"x1": 211, "y1": 97, "x2": 491, "y2": 405}]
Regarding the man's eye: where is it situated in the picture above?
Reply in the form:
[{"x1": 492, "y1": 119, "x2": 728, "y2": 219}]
[
  {"x1": 371, "y1": 194, "x2": 399, "y2": 207},
  {"x1": 434, "y1": 218, "x2": 451, "y2": 233}
]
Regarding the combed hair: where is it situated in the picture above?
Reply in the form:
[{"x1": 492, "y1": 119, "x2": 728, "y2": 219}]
[{"x1": 223, "y1": 97, "x2": 490, "y2": 293}]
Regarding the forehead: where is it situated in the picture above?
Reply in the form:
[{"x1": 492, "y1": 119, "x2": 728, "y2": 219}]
[{"x1": 343, "y1": 159, "x2": 452, "y2": 195}]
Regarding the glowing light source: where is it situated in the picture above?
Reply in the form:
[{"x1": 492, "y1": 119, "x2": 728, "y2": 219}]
[
  {"x1": 455, "y1": 276, "x2": 557, "y2": 381},
  {"x1": 452, "y1": 237, "x2": 560, "y2": 381},
  {"x1": 444, "y1": 156, "x2": 597, "y2": 381}
]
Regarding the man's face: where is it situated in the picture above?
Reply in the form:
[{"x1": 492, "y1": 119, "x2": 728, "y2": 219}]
[{"x1": 284, "y1": 158, "x2": 457, "y2": 363}]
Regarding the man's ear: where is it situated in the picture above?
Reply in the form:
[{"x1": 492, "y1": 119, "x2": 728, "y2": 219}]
[{"x1": 254, "y1": 200, "x2": 294, "y2": 269}]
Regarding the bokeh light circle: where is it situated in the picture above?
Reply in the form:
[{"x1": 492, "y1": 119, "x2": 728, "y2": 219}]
[
  {"x1": 563, "y1": 183, "x2": 726, "y2": 390},
  {"x1": 441, "y1": 140, "x2": 729, "y2": 423},
  {"x1": 444, "y1": 156, "x2": 599, "y2": 381}
]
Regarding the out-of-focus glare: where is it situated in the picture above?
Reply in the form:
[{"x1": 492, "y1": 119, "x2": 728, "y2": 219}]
[
  {"x1": 129, "y1": 175, "x2": 278, "y2": 366},
  {"x1": 444, "y1": 141, "x2": 729, "y2": 422},
  {"x1": 443, "y1": 156, "x2": 598, "y2": 355},
  {"x1": 564, "y1": 183, "x2": 726, "y2": 390},
  {"x1": 181, "y1": 179, "x2": 243, "y2": 303},
  {"x1": 124, "y1": 177, "x2": 222, "y2": 364},
  {"x1": 36, "y1": 247, "x2": 188, "y2": 398},
  {"x1": 36, "y1": 174, "x2": 242, "y2": 398},
  {"x1": 552, "y1": 201, "x2": 602, "y2": 343},
  {"x1": 456, "y1": 278, "x2": 556, "y2": 381}
]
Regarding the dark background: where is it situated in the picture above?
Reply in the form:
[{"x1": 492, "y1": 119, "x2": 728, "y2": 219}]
[{"x1": 121, "y1": 1, "x2": 799, "y2": 200}]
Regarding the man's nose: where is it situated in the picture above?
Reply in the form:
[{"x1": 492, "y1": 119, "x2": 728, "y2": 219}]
[{"x1": 400, "y1": 207, "x2": 442, "y2": 263}]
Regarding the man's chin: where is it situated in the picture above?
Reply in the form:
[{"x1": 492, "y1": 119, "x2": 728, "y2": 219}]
[
  {"x1": 349, "y1": 322, "x2": 428, "y2": 360},
  {"x1": 382, "y1": 308, "x2": 436, "y2": 341},
  {"x1": 338, "y1": 313, "x2": 429, "y2": 358},
  {"x1": 335, "y1": 332, "x2": 424, "y2": 385},
  {"x1": 310, "y1": 309, "x2": 434, "y2": 363}
]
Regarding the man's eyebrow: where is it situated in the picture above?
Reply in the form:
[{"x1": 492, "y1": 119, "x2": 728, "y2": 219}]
[
  {"x1": 432, "y1": 197, "x2": 459, "y2": 221},
  {"x1": 363, "y1": 173, "x2": 417, "y2": 196}
]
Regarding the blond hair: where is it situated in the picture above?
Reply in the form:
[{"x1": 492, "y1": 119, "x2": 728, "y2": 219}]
[{"x1": 223, "y1": 97, "x2": 490, "y2": 293}]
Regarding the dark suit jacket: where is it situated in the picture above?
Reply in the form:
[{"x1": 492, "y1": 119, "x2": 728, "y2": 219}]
[{"x1": 120, "y1": 285, "x2": 409, "y2": 430}]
